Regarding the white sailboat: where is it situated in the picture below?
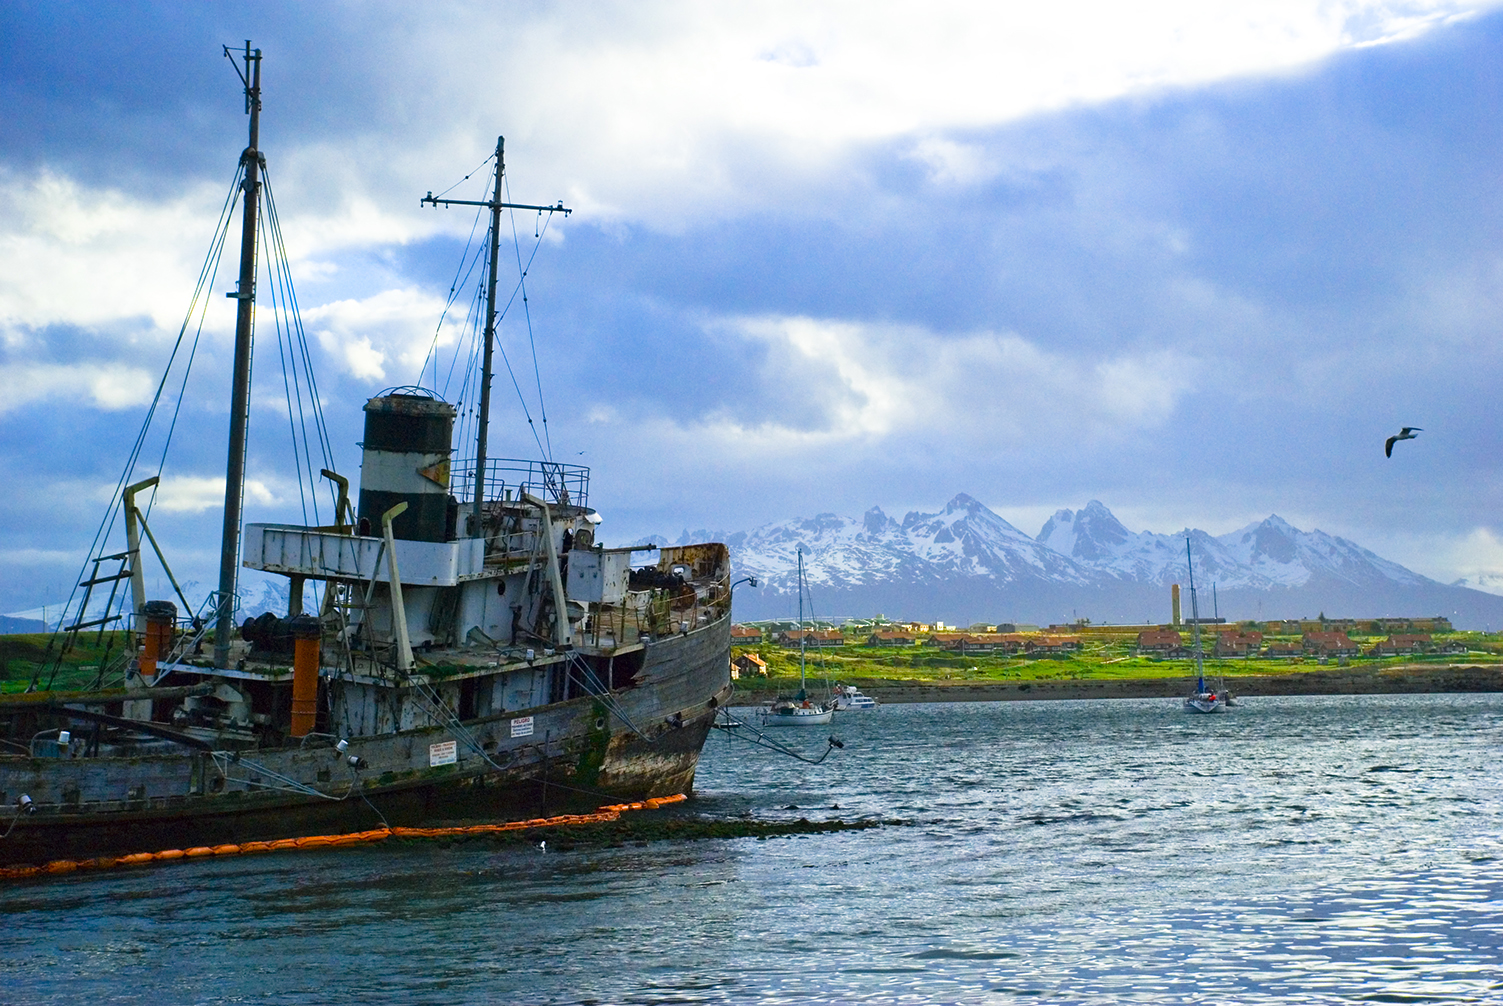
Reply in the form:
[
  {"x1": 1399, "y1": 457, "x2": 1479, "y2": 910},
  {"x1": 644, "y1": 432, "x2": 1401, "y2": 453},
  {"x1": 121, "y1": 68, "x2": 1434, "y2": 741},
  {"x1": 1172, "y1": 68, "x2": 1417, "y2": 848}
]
[
  {"x1": 761, "y1": 549, "x2": 834, "y2": 727},
  {"x1": 1183, "y1": 538, "x2": 1230, "y2": 713}
]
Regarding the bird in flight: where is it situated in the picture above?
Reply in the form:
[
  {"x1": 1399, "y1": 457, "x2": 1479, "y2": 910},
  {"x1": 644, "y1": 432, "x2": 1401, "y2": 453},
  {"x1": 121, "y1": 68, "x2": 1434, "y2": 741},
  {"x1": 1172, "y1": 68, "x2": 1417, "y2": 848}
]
[{"x1": 1385, "y1": 427, "x2": 1422, "y2": 457}]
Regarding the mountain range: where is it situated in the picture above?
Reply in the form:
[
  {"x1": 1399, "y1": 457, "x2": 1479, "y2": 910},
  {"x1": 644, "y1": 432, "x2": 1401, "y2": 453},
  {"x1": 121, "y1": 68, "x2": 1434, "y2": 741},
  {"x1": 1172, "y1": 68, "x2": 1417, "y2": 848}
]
[{"x1": 671, "y1": 494, "x2": 1503, "y2": 629}]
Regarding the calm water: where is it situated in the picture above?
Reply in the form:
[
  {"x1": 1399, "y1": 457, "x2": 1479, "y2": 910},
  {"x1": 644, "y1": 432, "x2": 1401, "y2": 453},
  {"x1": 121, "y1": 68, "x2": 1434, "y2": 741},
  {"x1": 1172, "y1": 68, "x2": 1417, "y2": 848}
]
[{"x1": 1, "y1": 694, "x2": 1500, "y2": 1005}]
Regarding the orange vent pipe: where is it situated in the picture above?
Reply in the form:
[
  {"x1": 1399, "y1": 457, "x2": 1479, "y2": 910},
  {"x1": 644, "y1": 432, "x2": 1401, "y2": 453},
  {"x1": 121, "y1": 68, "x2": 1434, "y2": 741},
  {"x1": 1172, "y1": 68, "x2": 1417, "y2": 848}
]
[
  {"x1": 289, "y1": 615, "x2": 321, "y2": 737},
  {"x1": 139, "y1": 600, "x2": 177, "y2": 684}
]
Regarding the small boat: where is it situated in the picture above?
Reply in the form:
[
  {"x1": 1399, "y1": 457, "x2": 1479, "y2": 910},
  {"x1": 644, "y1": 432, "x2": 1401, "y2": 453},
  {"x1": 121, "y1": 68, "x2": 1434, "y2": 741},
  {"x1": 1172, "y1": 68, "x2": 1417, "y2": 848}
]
[
  {"x1": 760, "y1": 550, "x2": 834, "y2": 727},
  {"x1": 829, "y1": 684, "x2": 878, "y2": 711},
  {"x1": 1184, "y1": 674, "x2": 1227, "y2": 714},
  {"x1": 761, "y1": 697, "x2": 834, "y2": 727},
  {"x1": 1182, "y1": 538, "x2": 1231, "y2": 713}
]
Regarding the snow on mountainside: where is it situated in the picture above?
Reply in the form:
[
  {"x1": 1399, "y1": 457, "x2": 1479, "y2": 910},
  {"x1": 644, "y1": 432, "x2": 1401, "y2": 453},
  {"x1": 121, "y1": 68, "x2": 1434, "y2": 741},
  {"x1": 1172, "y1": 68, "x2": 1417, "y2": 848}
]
[
  {"x1": 1039, "y1": 502, "x2": 1431, "y2": 590},
  {"x1": 1450, "y1": 573, "x2": 1503, "y2": 597},
  {"x1": 719, "y1": 494, "x2": 1503, "y2": 626},
  {"x1": 727, "y1": 493, "x2": 1090, "y2": 597}
]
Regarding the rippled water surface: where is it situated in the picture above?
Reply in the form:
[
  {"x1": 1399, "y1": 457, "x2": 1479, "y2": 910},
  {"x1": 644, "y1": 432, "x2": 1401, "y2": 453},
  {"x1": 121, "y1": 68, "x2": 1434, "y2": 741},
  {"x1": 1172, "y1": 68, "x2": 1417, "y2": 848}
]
[{"x1": 2, "y1": 694, "x2": 1501, "y2": 1004}]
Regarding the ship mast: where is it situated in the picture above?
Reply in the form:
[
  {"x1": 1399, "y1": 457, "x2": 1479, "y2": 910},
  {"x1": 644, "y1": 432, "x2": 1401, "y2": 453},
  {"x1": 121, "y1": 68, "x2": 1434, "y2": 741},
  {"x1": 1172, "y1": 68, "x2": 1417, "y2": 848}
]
[
  {"x1": 214, "y1": 42, "x2": 262, "y2": 669},
  {"x1": 421, "y1": 139, "x2": 570, "y2": 531}
]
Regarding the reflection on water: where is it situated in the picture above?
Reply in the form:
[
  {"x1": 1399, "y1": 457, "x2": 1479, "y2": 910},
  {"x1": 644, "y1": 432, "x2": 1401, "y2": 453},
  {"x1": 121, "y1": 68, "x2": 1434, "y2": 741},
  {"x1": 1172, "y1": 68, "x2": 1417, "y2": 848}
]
[{"x1": 2, "y1": 694, "x2": 1500, "y2": 1004}]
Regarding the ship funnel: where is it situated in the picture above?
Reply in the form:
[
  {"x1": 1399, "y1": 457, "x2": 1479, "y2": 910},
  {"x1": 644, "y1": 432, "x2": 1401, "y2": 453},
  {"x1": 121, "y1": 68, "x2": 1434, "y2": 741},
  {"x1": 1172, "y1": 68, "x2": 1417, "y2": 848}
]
[{"x1": 357, "y1": 392, "x2": 457, "y2": 542}]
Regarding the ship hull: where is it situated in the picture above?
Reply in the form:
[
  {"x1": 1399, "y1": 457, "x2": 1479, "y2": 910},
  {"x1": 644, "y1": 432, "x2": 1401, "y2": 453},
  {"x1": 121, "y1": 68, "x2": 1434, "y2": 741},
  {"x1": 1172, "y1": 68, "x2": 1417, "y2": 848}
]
[{"x1": 0, "y1": 617, "x2": 731, "y2": 867}]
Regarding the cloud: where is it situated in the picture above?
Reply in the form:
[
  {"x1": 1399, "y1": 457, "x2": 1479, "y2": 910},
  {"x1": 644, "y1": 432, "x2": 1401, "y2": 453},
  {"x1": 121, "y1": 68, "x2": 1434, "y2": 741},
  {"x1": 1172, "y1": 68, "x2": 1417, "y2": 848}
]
[
  {"x1": 150, "y1": 475, "x2": 278, "y2": 514},
  {"x1": 701, "y1": 314, "x2": 1194, "y2": 450},
  {"x1": 0, "y1": 362, "x2": 155, "y2": 413},
  {"x1": 1382, "y1": 526, "x2": 1503, "y2": 594},
  {"x1": 395, "y1": 1, "x2": 1493, "y2": 227},
  {"x1": 0, "y1": 170, "x2": 235, "y2": 337},
  {"x1": 303, "y1": 288, "x2": 450, "y2": 383}
]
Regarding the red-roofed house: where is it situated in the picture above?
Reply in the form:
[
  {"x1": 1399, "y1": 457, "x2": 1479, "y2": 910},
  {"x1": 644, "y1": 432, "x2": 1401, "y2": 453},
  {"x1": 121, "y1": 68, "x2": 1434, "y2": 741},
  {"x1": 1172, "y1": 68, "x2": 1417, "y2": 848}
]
[
  {"x1": 1369, "y1": 633, "x2": 1432, "y2": 656},
  {"x1": 731, "y1": 653, "x2": 767, "y2": 679},
  {"x1": 1215, "y1": 630, "x2": 1263, "y2": 657},
  {"x1": 1137, "y1": 629, "x2": 1184, "y2": 654},
  {"x1": 777, "y1": 629, "x2": 845, "y2": 648},
  {"x1": 1026, "y1": 636, "x2": 1083, "y2": 655},
  {"x1": 731, "y1": 624, "x2": 763, "y2": 645},
  {"x1": 1303, "y1": 631, "x2": 1360, "y2": 657}
]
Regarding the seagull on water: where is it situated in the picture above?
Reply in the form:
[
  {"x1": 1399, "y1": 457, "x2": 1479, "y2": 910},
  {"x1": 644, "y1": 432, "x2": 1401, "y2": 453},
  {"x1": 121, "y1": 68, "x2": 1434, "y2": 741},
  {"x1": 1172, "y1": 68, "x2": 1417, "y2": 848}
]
[{"x1": 1385, "y1": 427, "x2": 1422, "y2": 458}]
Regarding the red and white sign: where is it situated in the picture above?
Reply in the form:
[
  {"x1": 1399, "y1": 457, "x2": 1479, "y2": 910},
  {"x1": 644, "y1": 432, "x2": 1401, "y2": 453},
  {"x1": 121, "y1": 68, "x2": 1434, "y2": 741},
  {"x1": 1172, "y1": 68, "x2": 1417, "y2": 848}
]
[
  {"x1": 511, "y1": 716, "x2": 535, "y2": 738},
  {"x1": 428, "y1": 740, "x2": 457, "y2": 766}
]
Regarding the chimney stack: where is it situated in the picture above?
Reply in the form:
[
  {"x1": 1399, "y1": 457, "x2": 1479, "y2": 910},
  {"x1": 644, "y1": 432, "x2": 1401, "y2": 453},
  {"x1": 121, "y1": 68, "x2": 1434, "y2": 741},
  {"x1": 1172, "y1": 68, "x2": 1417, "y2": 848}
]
[{"x1": 1171, "y1": 583, "x2": 1182, "y2": 626}]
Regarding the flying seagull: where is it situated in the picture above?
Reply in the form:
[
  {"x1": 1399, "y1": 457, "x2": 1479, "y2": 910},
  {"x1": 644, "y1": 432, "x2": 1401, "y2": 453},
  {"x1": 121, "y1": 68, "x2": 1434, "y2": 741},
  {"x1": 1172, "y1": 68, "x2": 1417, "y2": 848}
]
[{"x1": 1385, "y1": 427, "x2": 1422, "y2": 458}]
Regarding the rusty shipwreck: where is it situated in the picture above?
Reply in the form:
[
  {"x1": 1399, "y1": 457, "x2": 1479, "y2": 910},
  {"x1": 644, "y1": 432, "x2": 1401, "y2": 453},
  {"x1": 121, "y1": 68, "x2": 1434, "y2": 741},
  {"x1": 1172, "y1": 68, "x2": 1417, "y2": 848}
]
[{"x1": 0, "y1": 44, "x2": 732, "y2": 867}]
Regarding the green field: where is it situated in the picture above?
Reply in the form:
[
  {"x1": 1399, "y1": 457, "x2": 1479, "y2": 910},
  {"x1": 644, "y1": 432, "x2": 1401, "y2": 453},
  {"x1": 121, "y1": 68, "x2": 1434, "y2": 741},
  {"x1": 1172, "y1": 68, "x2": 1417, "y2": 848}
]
[
  {"x1": 4, "y1": 629, "x2": 1498, "y2": 696},
  {"x1": 737, "y1": 632, "x2": 1503, "y2": 686},
  {"x1": 0, "y1": 632, "x2": 135, "y2": 694}
]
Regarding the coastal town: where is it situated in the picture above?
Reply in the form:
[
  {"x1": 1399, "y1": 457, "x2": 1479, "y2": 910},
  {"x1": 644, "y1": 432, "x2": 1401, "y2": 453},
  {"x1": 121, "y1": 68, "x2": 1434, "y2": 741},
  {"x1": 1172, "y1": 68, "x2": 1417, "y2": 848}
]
[{"x1": 728, "y1": 611, "x2": 1467, "y2": 678}]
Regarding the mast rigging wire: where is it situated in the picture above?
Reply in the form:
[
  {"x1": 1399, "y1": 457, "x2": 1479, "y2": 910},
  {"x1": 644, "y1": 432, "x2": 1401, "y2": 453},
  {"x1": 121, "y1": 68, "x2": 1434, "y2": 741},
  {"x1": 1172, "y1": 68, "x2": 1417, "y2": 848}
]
[
  {"x1": 36, "y1": 166, "x2": 246, "y2": 688},
  {"x1": 412, "y1": 160, "x2": 563, "y2": 465},
  {"x1": 44, "y1": 160, "x2": 334, "y2": 690},
  {"x1": 506, "y1": 174, "x2": 553, "y2": 462},
  {"x1": 419, "y1": 161, "x2": 493, "y2": 392}
]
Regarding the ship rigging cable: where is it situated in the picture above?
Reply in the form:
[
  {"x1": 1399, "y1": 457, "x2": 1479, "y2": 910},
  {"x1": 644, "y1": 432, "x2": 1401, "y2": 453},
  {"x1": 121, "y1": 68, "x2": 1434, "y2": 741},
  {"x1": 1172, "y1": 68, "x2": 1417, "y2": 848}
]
[
  {"x1": 714, "y1": 708, "x2": 844, "y2": 765},
  {"x1": 44, "y1": 157, "x2": 335, "y2": 690},
  {"x1": 416, "y1": 155, "x2": 563, "y2": 463},
  {"x1": 38, "y1": 166, "x2": 246, "y2": 689},
  {"x1": 260, "y1": 168, "x2": 339, "y2": 525},
  {"x1": 506, "y1": 173, "x2": 553, "y2": 462}
]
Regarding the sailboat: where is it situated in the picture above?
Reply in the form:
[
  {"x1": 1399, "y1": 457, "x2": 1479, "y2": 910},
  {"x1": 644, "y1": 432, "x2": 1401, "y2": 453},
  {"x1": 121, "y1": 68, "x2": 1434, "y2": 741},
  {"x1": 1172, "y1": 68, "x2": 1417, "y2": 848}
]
[
  {"x1": 1183, "y1": 538, "x2": 1229, "y2": 713},
  {"x1": 760, "y1": 550, "x2": 833, "y2": 727},
  {"x1": 0, "y1": 44, "x2": 734, "y2": 868}
]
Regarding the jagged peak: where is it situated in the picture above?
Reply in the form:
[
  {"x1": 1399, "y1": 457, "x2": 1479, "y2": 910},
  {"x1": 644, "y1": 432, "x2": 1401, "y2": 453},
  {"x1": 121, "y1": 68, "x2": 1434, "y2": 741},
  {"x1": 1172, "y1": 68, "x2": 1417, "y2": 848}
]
[{"x1": 944, "y1": 492, "x2": 985, "y2": 514}]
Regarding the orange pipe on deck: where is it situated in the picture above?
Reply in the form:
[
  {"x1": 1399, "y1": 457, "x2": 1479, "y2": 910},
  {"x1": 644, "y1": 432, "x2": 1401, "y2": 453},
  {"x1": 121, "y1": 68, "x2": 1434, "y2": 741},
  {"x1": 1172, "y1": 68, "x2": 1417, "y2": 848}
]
[
  {"x1": 139, "y1": 601, "x2": 177, "y2": 683},
  {"x1": 289, "y1": 615, "x2": 321, "y2": 737}
]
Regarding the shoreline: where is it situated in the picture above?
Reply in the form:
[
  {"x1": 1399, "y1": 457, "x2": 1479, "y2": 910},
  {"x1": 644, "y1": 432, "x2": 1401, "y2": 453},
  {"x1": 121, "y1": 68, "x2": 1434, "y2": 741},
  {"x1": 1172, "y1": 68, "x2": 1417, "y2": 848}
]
[{"x1": 729, "y1": 664, "x2": 1503, "y2": 704}]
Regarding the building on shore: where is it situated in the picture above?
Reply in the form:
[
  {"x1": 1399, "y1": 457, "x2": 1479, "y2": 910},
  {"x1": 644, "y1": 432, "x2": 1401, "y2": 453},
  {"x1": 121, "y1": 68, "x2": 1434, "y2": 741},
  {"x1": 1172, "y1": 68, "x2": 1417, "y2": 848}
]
[
  {"x1": 1136, "y1": 629, "x2": 1184, "y2": 655},
  {"x1": 731, "y1": 653, "x2": 767, "y2": 679},
  {"x1": 731, "y1": 624, "x2": 763, "y2": 645}
]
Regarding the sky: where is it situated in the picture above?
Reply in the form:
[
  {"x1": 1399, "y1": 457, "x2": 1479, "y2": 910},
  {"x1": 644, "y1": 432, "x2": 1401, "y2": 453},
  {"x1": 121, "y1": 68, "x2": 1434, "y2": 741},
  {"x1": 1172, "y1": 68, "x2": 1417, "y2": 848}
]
[{"x1": 5, "y1": 0, "x2": 1503, "y2": 618}]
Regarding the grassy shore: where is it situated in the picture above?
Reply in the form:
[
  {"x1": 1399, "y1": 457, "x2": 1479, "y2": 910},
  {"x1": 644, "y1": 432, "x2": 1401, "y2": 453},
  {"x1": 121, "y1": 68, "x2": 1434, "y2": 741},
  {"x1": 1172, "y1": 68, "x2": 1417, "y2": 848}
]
[
  {"x1": 4, "y1": 631, "x2": 1499, "y2": 700},
  {"x1": 733, "y1": 634, "x2": 1503, "y2": 702},
  {"x1": 0, "y1": 632, "x2": 130, "y2": 694}
]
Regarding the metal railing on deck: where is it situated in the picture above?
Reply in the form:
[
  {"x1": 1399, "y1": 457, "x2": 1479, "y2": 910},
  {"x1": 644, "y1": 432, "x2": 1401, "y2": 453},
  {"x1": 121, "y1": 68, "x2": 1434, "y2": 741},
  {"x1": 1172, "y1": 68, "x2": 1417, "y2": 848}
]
[
  {"x1": 580, "y1": 547, "x2": 732, "y2": 648},
  {"x1": 451, "y1": 458, "x2": 589, "y2": 509}
]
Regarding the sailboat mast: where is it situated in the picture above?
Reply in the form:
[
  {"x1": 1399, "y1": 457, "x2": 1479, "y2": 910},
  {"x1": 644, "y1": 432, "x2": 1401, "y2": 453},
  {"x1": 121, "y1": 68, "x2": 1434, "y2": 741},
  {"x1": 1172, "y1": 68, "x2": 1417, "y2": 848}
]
[
  {"x1": 1186, "y1": 538, "x2": 1204, "y2": 678},
  {"x1": 797, "y1": 549, "x2": 807, "y2": 694},
  {"x1": 472, "y1": 136, "x2": 504, "y2": 531},
  {"x1": 214, "y1": 42, "x2": 262, "y2": 670}
]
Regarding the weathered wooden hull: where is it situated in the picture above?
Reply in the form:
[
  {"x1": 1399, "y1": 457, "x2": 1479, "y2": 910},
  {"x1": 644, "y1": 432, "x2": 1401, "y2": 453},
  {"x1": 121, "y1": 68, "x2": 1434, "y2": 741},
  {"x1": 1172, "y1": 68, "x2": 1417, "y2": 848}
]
[{"x1": 0, "y1": 617, "x2": 730, "y2": 867}]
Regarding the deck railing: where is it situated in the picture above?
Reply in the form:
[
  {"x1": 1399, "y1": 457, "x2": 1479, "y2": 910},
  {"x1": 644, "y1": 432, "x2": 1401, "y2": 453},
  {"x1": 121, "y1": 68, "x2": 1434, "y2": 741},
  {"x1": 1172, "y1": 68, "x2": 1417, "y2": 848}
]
[{"x1": 451, "y1": 458, "x2": 589, "y2": 509}]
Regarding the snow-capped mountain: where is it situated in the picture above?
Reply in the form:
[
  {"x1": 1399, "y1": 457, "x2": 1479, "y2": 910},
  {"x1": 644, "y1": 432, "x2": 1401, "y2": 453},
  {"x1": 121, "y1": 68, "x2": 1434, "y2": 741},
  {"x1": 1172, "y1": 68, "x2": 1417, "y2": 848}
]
[
  {"x1": 719, "y1": 494, "x2": 1503, "y2": 628},
  {"x1": 1039, "y1": 502, "x2": 1427, "y2": 591},
  {"x1": 729, "y1": 494, "x2": 1089, "y2": 597}
]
